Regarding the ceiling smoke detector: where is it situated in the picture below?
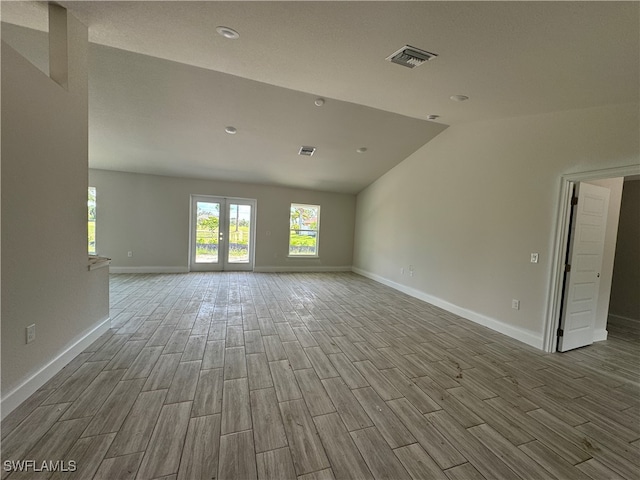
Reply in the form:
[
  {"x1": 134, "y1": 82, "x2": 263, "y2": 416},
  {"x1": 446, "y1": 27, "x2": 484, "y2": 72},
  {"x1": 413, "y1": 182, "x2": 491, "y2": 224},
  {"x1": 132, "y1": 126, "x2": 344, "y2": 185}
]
[
  {"x1": 299, "y1": 146, "x2": 316, "y2": 157},
  {"x1": 386, "y1": 45, "x2": 438, "y2": 69}
]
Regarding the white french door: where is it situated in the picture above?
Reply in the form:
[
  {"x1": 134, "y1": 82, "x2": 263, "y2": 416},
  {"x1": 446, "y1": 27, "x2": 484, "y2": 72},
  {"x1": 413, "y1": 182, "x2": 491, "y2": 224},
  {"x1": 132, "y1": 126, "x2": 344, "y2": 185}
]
[{"x1": 190, "y1": 195, "x2": 256, "y2": 271}]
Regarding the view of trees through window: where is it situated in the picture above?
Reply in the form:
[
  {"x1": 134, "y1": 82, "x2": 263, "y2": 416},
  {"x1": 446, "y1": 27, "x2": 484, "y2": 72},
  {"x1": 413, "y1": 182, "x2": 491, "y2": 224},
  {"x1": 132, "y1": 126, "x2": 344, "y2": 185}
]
[
  {"x1": 289, "y1": 204, "x2": 320, "y2": 256},
  {"x1": 227, "y1": 204, "x2": 251, "y2": 262},
  {"x1": 88, "y1": 187, "x2": 96, "y2": 255},
  {"x1": 195, "y1": 202, "x2": 220, "y2": 263},
  {"x1": 195, "y1": 202, "x2": 252, "y2": 263}
]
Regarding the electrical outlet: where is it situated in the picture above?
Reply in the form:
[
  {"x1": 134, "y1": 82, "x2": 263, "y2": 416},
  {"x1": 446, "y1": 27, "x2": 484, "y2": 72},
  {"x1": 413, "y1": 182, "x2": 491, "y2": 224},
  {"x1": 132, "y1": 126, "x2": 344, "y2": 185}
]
[
  {"x1": 512, "y1": 299, "x2": 520, "y2": 310},
  {"x1": 127, "y1": 251, "x2": 133, "y2": 257},
  {"x1": 26, "y1": 324, "x2": 36, "y2": 344},
  {"x1": 530, "y1": 253, "x2": 539, "y2": 263},
  {"x1": 409, "y1": 265, "x2": 414, "y2": 277},
  {"x1": 401, "y1": 267, "x2": 404, "y2": 275}
]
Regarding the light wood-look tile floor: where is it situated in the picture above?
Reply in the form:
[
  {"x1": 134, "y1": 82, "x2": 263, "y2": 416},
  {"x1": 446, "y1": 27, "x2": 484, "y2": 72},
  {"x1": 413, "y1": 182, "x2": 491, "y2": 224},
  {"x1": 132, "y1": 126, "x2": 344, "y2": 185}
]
[{"x1": 2, "y1": 272, "x2": 639, "y2": 479}]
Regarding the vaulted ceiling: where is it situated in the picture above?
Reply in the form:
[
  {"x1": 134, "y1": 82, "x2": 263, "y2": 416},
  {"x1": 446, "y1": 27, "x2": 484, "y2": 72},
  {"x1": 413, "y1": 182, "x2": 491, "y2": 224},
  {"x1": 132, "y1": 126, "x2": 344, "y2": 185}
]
[{"x1": 2, "y1": 1, "x2": 638, "y2": 193}]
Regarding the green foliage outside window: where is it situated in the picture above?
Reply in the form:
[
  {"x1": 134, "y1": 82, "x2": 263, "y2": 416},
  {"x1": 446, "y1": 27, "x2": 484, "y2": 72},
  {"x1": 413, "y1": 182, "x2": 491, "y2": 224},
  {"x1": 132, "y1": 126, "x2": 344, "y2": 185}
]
[{"x1": 289, "y1": 204, "x2": 320, "y2": 255}]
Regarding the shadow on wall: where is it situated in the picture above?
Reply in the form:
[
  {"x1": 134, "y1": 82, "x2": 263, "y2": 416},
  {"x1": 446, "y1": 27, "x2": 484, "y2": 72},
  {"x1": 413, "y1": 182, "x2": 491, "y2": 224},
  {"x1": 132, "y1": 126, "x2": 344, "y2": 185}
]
[{"x1": 609, "y1": 179, "x2": 640, "y2": 323}]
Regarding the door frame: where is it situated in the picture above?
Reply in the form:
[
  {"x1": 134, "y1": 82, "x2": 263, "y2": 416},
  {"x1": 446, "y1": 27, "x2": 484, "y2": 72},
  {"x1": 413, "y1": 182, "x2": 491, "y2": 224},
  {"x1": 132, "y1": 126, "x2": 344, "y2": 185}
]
[
  {"x1": 189, "y1": 195, "x2": 257, "y2": 272},
  {"x1": 543, "y1": 164, "x2": 640, "y2": 352}
]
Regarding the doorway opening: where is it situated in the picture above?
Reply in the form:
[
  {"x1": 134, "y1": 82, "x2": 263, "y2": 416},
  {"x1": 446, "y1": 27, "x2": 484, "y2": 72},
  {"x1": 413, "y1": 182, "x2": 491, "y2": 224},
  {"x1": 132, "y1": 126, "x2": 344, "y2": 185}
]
[
  {"x1": 543, "y1": 164, "x2": 640, "y2": 353},
  {"x1": 190, "y1": 195, "x2": 256, "y2": 272}
]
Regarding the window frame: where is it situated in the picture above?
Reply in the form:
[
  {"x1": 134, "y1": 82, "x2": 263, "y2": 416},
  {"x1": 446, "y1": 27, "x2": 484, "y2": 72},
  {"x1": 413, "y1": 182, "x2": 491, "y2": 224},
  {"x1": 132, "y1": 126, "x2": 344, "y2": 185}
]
[
  {"x1": 88, "y1": 186, "x2": 96, "y2": 255},
  {"x1": 288, "y1": 203, "x2": 321, "y2": 258}
]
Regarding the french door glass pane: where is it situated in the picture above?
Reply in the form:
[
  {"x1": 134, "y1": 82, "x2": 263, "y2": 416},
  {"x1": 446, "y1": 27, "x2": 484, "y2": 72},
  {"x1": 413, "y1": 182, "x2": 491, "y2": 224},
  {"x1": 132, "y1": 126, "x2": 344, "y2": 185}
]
[
  {"x1": 228, "y1": 204, "x2": 251, "y2": 263},
  {"x1": 195, "y1": 201, "x2": 220, "y2": 263}
]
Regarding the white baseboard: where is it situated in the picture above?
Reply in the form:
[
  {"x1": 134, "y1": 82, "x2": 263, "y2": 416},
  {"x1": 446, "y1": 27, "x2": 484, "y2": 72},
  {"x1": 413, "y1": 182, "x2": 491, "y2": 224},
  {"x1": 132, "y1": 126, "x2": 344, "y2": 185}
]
[
  {"x1": 254, "y1": 265, "x2": 353, "y2": 273},
  {"x1": 593, "y1": 328, "x2": 608, "y2": 342},
  {"x1": 608, "y1": 313, "x2": 640, "y2": 324},
  {"x1": 1, "y1": 316, "x2": 111, "y2": 420},
  {"x1": 109, "y1": 266, "x2": 189, "y2": 274},
  {"x1": 352, "y1": 267, "x2": 544, "y2": 350},
  {"x1": 111, "y1": 266, "x2": 352, "y2": 274}
]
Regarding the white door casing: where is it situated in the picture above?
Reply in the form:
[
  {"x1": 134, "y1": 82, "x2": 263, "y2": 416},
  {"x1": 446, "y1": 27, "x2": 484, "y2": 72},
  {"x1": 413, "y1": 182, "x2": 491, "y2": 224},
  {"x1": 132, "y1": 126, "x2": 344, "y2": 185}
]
[
  {"x1": 543, "y1": 165, "x2": 639, "y2": 353},
  {"x1": 558, "y1": 182, "x2": 610, "y2": 352}
]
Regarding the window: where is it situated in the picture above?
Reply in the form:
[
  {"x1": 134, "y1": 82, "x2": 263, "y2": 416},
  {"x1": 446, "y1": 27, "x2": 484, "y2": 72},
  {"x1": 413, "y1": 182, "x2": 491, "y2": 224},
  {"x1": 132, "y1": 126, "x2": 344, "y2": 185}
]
[
  {"x1": 88, "y1": 187, "x2": 96, "y2": 254},
  {"x1": 289, "y1": 203, "x2": 320, "y2": 256}
]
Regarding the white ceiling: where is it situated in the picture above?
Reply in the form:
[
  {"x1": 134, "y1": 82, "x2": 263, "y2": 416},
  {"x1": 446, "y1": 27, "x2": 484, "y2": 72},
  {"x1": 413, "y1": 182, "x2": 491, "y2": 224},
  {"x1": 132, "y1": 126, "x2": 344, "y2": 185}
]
[{"x1": 2, "y1": 1, "x2": 638, "y2": 193}]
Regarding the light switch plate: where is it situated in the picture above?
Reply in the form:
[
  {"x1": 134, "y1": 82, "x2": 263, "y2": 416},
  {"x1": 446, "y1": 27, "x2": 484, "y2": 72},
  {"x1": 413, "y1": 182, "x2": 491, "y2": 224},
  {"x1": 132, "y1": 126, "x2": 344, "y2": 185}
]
[
  {"x1": 530, "y1": 253, "x2": 539, "y2": 263},
  {"x1": 26, "y1": 324, "x2": 36, "y2": 343}
]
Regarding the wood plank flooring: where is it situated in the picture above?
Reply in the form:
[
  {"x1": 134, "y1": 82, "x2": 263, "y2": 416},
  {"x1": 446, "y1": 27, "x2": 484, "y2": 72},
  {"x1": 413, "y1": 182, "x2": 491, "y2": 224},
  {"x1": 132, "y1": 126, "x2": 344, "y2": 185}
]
[{"x1": 2, "y1": 272, "x2": 639, "y2": 479}]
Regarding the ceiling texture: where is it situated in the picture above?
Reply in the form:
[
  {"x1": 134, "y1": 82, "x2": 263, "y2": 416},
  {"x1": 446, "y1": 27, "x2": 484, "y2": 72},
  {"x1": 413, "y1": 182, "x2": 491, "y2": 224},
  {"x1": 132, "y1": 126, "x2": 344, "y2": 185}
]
[{"x1": 2, "y1": 1, "x2": 638, "y2": 194}]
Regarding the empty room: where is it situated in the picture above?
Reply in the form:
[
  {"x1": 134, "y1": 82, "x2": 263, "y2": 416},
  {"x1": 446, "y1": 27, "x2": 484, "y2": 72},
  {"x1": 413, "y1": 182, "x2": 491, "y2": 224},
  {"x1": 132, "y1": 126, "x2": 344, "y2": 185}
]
[{"x1": 1, "y1": 1, "x2": 639, "y2": 479}]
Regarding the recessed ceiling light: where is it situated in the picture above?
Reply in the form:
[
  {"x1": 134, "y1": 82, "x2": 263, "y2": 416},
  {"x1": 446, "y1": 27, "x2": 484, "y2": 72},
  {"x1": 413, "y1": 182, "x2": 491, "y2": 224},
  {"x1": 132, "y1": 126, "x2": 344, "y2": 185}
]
[
  {"x1": 216, "y1": 26, "x2": 239, "y2": 39},
  {"x1": 450, "y1": 95, "x2": 469, "y2": 102},
  {"x1": 427, "y1": 114, "x2": 440, "y2": 120},
  {"x1": 225, "y1": 126, "x2": 237, "y2": 134},
  {"x1": 356, "y1": 147, "x2": 368, "y2": 153},
  {"x1": 314, "y1": 98, "x2": 325, "y2": 107}
]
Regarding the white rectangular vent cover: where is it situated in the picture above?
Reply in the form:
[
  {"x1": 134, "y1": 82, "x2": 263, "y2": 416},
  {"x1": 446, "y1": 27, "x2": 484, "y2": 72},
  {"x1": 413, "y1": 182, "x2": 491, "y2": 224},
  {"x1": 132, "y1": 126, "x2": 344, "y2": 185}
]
[
  {"x1": 299, "y1": 146, "x2": 316, "y2": 156},
  {"x1": 386, "y1": 45, "x2": 438, "y2": 68}
]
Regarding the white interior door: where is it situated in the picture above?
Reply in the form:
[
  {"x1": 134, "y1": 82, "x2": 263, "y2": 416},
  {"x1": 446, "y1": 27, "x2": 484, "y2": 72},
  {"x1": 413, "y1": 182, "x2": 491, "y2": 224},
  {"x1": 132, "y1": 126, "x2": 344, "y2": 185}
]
[
  {"x1": 558, "y1": 182, "x2": 610, "y2": 352},
  {"x1": 190, "y1": 196, "x2": 256, "y2": 272}
]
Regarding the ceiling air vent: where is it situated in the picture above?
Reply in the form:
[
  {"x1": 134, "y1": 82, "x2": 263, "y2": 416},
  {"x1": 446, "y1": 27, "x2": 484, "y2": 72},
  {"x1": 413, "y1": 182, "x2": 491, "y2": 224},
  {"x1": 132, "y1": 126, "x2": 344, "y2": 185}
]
[
  {"x1": 299, "y1": 146, "x2": 316, "y2": 157},
  {"x1": 386, "y1": 45, "x2": 438, "y2": 69}
]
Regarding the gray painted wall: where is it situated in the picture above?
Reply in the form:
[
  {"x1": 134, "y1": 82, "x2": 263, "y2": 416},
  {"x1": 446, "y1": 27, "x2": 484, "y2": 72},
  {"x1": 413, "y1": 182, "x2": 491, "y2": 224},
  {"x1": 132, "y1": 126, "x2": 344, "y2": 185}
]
[
  {"x1": 2, "y1": 13, "x2": 109, "y2": 404},
  {"x1": 354, "y1": 103, "x2": 639, "y2": 347},
  {"x1": 610, "y1": 179, "x2": 640, "y2": 321},
  {"x1": 88, "y1": 169, "x2": 356, "y2": 271}
]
